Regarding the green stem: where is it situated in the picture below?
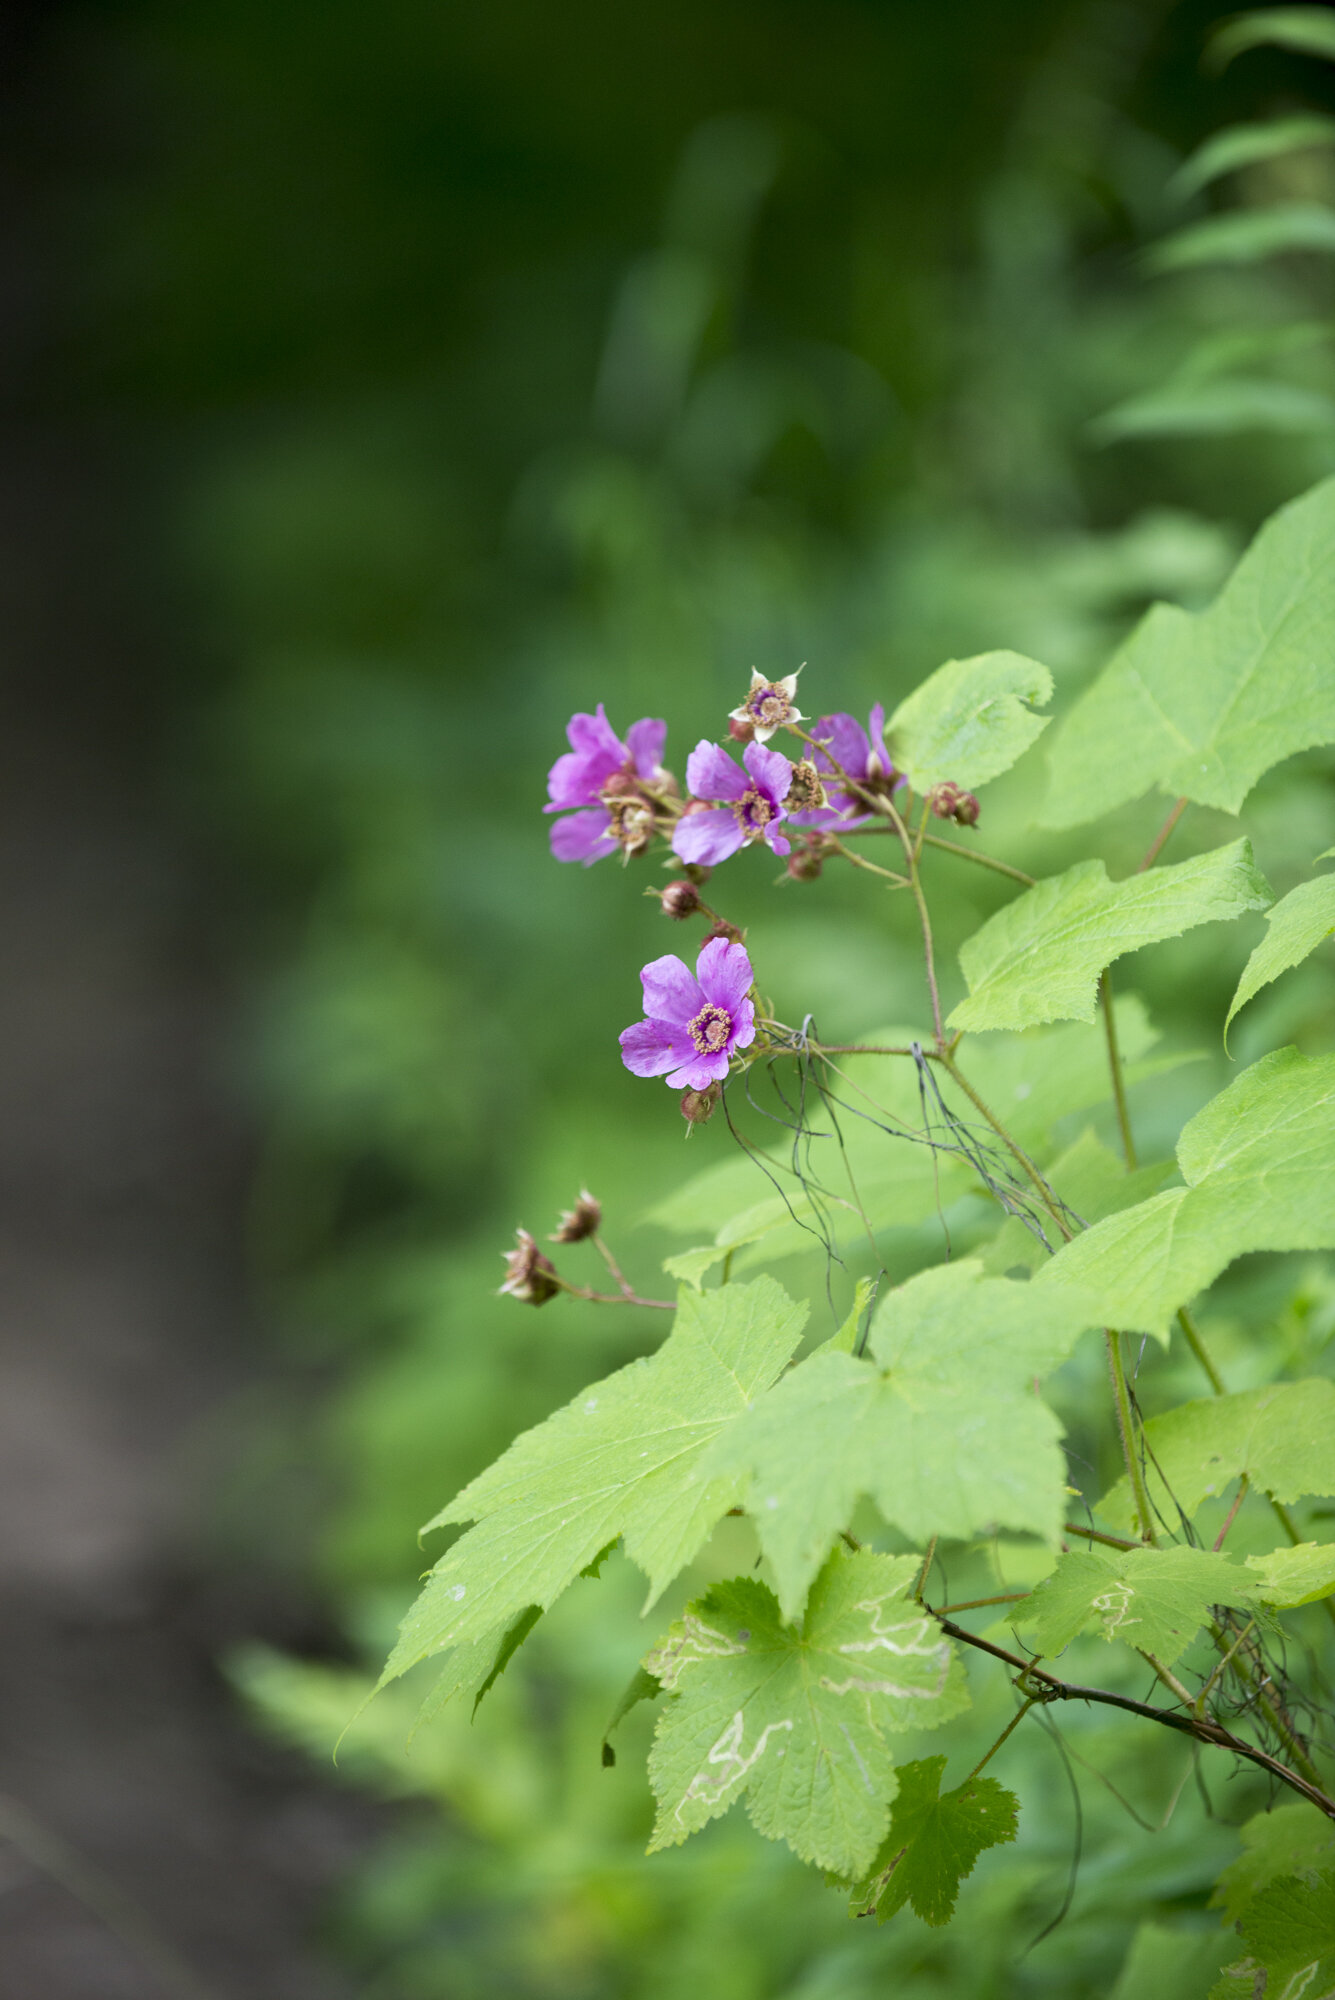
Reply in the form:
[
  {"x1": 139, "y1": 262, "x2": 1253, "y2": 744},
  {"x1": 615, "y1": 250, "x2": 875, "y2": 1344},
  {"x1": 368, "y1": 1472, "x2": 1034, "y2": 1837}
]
[
  {"x1": 966, "y1": 1698, "x2": 1037, "y2": 1781},
  {"x1": 1139, "y1": 795, "x2": 1189, "y2": 872},
  {"x1": 1106, "y1": 1328, "x2": 1157, "y2": 1545},
  {"x1": 936, "y1": 1049, "x2": 1071, "y2": 1241},
  {"x1": 826, "y1": 837, "x2": 908, "y2": 887},
  {"x1": 1100, "y1": 969, "x2": 1138, "y2": 1171},
  {"x1": 1176, "y1": 1305, "x2": 1226, "y2": 1395}
]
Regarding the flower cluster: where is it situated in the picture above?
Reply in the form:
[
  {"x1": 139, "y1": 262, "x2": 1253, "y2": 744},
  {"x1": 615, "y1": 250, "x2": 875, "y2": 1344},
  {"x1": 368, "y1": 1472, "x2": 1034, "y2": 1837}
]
[{"x1": 540, "y1": 669, "x2": 972, "y2": 1125}]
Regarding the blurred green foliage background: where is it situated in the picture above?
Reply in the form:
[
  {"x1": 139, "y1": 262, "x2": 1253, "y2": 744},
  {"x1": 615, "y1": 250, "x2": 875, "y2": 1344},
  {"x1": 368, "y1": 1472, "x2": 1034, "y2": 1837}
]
[{"x1": 21, "y1": 0, "x2": 1335, "y2": 1991}]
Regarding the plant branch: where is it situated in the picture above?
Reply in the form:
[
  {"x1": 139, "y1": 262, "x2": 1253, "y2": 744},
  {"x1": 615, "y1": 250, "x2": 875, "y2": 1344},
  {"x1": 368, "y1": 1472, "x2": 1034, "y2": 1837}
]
[
  {"x1": 840, "y1": 825, "x2": 1037, "y2": 887},
  {"x1": 1106, "y1": 1329, "x2": 1157, "y2": 1545},
  {"x1": 826, "y1": 837, "x2": 909, "y2": 887},
  {"x1": 1138, "y1": 796, "x2": 1189, "y2": 872},
  {"x1": 555, "y1": 1277, "x2": 675, "y2": 1311},
  {"x1": 1176, "y1": 1305, "x2": 1226, "y2": 1395},
  {"x1": 966, "y1": 1697, "x2": 1038, "y2": 1781},
  {"x1": 1100, "y1": 970, "x2": 1138, "y2": 1171},
  {"x1": 1064, "y1": 1520, "x2": 1140, "y2": 1551},
  {"x1": 930, "y1": 1615, "x2": 1335, "y2": 1821}
]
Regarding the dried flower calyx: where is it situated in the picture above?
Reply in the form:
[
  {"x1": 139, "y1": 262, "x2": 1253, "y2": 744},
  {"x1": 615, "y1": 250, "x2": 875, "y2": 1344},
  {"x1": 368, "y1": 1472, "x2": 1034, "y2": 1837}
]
[
  {"x1": 499, "y1": 1228, "x2": 561, "y2": 1304},
  {"x1": 551, "y1": 1190, "x2": 602, "y2": 1243},
  {"x1": 728, "y1": 668, "x2": 805, "y2": 743}
]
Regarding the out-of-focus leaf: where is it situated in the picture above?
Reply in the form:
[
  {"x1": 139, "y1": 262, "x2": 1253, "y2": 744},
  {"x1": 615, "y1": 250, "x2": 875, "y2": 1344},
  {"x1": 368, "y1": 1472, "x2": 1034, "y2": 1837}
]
[
  {"x1": 1207, "y1": 7, "x2": 1335, "y2": 69},
  {"x1": 1170, "y1": 115, "x2": 1335, "y2": 200},
  {"x1": 1212, "y1": 1802, "x2": 1335, "y2": 1923},
  {"x1": 1091, "y1": 377, "x2": 1335, "y2": 443},
  {"x1": 885, "y1": 650, "x2": 1053, "y2": 791},
  {"x1": 1099, "y1": 1379, "x2": 1335, "y2": 1532},
  {"x1": 1147, "y1": 204, "x2": 1335, "y2": 272},
  {"x1": 1226, "y1": 874, "x2": 1335, "y2": 1043},
  {"x1": 1244, "y1": 1541, "x2": 1335, "y2": 1609}
]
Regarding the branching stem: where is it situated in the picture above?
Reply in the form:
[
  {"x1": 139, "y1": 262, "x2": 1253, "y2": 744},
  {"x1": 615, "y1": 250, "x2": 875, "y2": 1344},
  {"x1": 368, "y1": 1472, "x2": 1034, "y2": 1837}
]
[{"x1": 1106, "y1": 1329, "x2": 1158, "y2": 1546}]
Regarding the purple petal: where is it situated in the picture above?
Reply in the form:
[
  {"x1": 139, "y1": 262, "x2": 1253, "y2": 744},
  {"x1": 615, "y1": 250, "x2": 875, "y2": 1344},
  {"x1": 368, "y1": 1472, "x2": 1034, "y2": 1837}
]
[
  {"x1": 685, "y1": 740, "x2": 747, "y2": 803},
  {"x1": 742, "y1": 739, "x2": 795, "y2": 806},
  {"x1": 808, "y1": 713, "x2": 870, "y2": 785},
  {"x1": 546, "y1": 705, "x2": 629, "y2": 808},
  {"x1": 568, "y1": 704, "x2": 626, "y2": 762},
  {"x1": 787, "y1": 804, "x2": 853, "y2": 829},
  {"x1": 696, "y1": 937, "x2": 753, "y2": 1016},
  {"x1": 673, "y1": 808, "x2": 745, "y2": 866},
  {"x1": 620, "y1": 1018, "x2": 684, "y2": 1078},
  {"x1": 764, "y1": 828, "x2": 792, "y2": 857},
  {"x1": 728, "y1": 994, "x2": 756, "y2": 1052},
  {"x1": 550, "y1": 807, "x2": 616, "y2": 864},
  {"x1": 627, "y1": 717, "x2": 667, "y2": 779},
  {"x1": 665, "y1": 1050, "x2": 730, "y2": 1090},
  {"x1": 640, "y1": 953, "x2": 703, "y2": 1027}
]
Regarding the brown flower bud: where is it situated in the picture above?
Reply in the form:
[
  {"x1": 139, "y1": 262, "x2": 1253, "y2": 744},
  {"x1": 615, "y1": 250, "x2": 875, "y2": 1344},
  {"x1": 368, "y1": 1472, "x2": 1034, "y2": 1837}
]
[
  {"x1": 550, "y1": 1189, "x2": 602, "y2": 1244},
  {"x1": 680, "y1": 1082, "x2": 722, "y2": 1124},
  {"x1": 499, "y1": 1228, "x2": 560, "y2": 1304},
  {"x1": 727, "y1": 713, "x2": 756, "y2": 744},
  {"x1": 927, "y1": 781, "x2": 981, "y2": 828},
  {"x1": 659, "y1": 879, "x2": 701, "y2": 920},
  {"x1": 705, "y1": 917, "x2": 745, "y2": 946},
  {"x1": 783, "y1": 758, "x2": 827, "y2": 813},
  {"x1": 786, "y1": 833, "x2": 824, "y2": 881}
]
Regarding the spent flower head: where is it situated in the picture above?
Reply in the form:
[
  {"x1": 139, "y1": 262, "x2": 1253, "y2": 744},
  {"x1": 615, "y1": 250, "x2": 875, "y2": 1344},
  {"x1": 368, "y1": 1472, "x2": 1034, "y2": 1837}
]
[
  {"x1": 729, "y1": 668, "x2": 805, "y2": 743},
  {"x1": 672, "y1": 739, "x2": 794, "y2": 866},
  {"x1": 499, "y1": 1228, "x2": 560, "y2": 1304},
  {"x1": 550, "y1": 1190, "x2": 602, "y2": 1243},
  {"x1": 788, "y1": 706, "x2": 901, "y2": 827},
  {"x1": 928, "y1": 781, "x2": 980, "y2": 827},
  {"x1": 619, "y1": 936, "x2": 757, "y2": 1091},
  {"x1": 545, "y1": 705, "x2": 672, "y2": 865}
]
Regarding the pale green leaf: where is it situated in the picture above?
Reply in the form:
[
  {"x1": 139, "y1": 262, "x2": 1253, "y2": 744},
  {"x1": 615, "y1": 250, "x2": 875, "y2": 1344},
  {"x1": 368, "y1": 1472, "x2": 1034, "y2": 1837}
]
[
  {"x1": 662, "y1": 1245, "x2": 728, "y2": 1289},
  {"x1": 645, "y1": 1551, "x2": 969, "y2": 1875},
  {"x1": 1245, "y1": 1541, "x2": 1335, "y2": 1609},
  {"x1": 1208, "y1": 8, "x2": 1335, "y2": 69},
  {"x1": 1042, "y1": 477, "x2": 1335, "y2": 826},
  {"x1": 982, "y1": 1128, "x2": 1177, "y2": 1277},
  {"x1": 949, "y1": 839, "x2": 1270, "y2": 1034},
  {"x1": 885, "y1": 651, "x2": 1053, "y2": 791},
  {"x1": 1099, "y1": 1379, "x2": 1335, "y2": 1532},
  {"x1": 1036, "y1": 1049, "x2": 1335, "y2": 1341},
  {"x1": 1091, "y1": 377, "x2": 1335, "y2": 443},
  {"x1": 1212, "y1": 1803, "x2": 1335, "y2": 1923},
  {"x1": 849, "y1": 1754, "x2": 1018, "y2": 1926},
  {"x1": 1170, "y1": 115, "x2": 1335, "y2": 200},
  {"x1": 378, "y1": 1277, "x2": 808, "y2": 1686},
  {"x1": 811, "y1": 1275, "x2": 877, "y2": 1357},
  {"x1": 1146, "y1": 204, "x2": 1335, "y2": 273},
  {"x1": 704, "y1": 1260, "x2": 1094, "y2": 1620},
  {"x1": 1226, "y1": 874, "x2": 1335, "y2": 1042},
  {"x1": 1011, "y1": 1544, "x2": 1259, "y2": 1664},
  {"x1": 1236, "y1": 1870, "x2": 1335, "y2": 1996}
]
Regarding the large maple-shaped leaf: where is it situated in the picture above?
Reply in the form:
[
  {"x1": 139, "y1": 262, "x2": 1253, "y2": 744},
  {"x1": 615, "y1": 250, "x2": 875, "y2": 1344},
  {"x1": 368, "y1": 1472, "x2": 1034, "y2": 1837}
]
[
  {"x1": 886, "y1": 651, "x2": 1053, "y2": 792},
  {"x1": 378, "y1": 1277, "x2": 808, "y2": 1687},
  {"x1": 645, "y1": 1551, "x2": 968, "y2": 1876},
  {"x1": 1099, "y1": 1378, "x2": 1335, "y2": 1533},
  {"x1": 850, "y1": 1754, "x2": 1019, "y2": 1926},
  {"x1": 703, "y1": 1261, "x2": 1094, "y2": 1620},
  {"x1": 1012, "y1": 1544, "x2": 1259, "y2": 1665},
  {"x1": 1035, "y1": 1048, "x2": 1335, "y2": 1341},
  {"x1": 948, "y1": 839, "x2": 1270, "y2": 1034},
  {"x1": 1226, "y1": 872, "x2": 1335, "y2": 1042},
  {"x1": 1042, "y1": 476, "x2": 1335, "y2": 827}
]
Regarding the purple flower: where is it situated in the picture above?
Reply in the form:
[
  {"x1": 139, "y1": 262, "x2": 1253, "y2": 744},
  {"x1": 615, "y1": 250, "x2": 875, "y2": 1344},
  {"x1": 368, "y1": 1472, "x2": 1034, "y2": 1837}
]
[
  {"x1": 788, "y1": 705, "x2": 901, "y2": 827},
  {"x1": 619, "y1": 937, "x2": 756, "y2": 1090},
  {"x1": 671, "y1": 739, "x2": 794, "y2": 866},
  {"x1": 545, "y1": 705, "x2": 668, "y2": 865}
]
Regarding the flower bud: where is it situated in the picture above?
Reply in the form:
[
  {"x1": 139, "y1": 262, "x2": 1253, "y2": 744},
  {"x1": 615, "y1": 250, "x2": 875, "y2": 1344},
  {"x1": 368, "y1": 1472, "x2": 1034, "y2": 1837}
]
[
  {"x1": 784, "y1": 758, "x2": 827, "y2": 813},
  {"x1": 705, "y1": 917, "x2": 745, "y2": 946},
  {"x1": 659, "y1": 879, "x2": 701, "y2": 920},
  {"x1": 680, "y1": 1081, "x2": 722, "y2": 1124},
  {"x1": 550, "y1": 1189, "x2": 602, "y2": 1243},
  {"x1": 727, "y1": 713, "x2": 756, "y2": 744},
  {"x1": 786, "y1": 833, "x2": 824, "y2": 881},
  {"x1": 928, "y1": 781, "x2": 981, "y2": 828},
  {"x1": 499, "y1": 1228, "x2": 560, "y2": 1304}
]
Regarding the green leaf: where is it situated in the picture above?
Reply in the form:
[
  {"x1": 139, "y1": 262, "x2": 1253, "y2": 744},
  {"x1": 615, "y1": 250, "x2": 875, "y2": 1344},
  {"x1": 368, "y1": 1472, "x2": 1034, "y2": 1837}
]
[
  {"x1": 601, "y1": 1666, "x2": 662, "y2": 1767},
  {"x1": 1212, "y1": 1803, "x2": 1335, "y2": 1923},
  {"x1": 704, "y1": 1260, "x2": 1094, "y2": 1620},
  {"x1": 812, "y1": 1275, "x2": 878, "y2": 1357},
  {"x1": 378, "y1": 1277, "x2": 808, "y2": 1687},
  {"x1": 949, "y1": 839, "x2": 1270, "y2": 1034},
  {"x1": 1036, "y1": 1049, "x2": 1335, "y2": 1341},
  {"x1": 850, "y1": 1754, "x2": 1018, "y2": 1926},
  {"x1": 1100, "y1": 1380, "x2": 1335, "y2": 1533},
  {"x1": 1226, "y1": 874, "x2": 1335, "y2": 1043},
  {"x1": 1237, "y1": 1870, "x2": 1335, "y2": 1995},
  {"x1": 885, "y1": 650, "x2": 1053, "y2": 791},
  {"x1": 649, "y1": 1000, "x2": 1197, "y2": 1273},
  {"x1": 1011, "y1": 1545, "x2": 1259, "y2": 1664},
  {"x1": 661, "y1": 1245, "x2": 727, "y2": 1289},
  {"x1": 1091, "y1": 377, "x2": 1335, "y2": 443},
  {"x1": 1170, "y1": 115, "x2": 1335, "y2": 201},
  {"x1": 1245, "y1": 1541, "x2": 1335, "y2": 1609},
  {"x1": 982, "y1": 1128, "x2": 1177, "y2": 1277},
  {"x1": 1146, "y1": 204, "x2": 1335, "y2": 273},
  {"x1": 1208, "y1": 7, "x2": 1335, "y2": 69},
  {"x1": 645, "y1": 1550, "x2": 969, "y2": 1876},
  {"x1": 1042, "y1": 477, "x2": 1335, "y2": 826}
]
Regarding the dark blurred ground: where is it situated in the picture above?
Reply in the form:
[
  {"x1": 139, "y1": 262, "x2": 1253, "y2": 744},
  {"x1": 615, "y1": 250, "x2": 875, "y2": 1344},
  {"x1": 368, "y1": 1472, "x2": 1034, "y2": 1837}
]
[{"x1": 0, "y1": 194, "x2": 367, "y2": 2000}]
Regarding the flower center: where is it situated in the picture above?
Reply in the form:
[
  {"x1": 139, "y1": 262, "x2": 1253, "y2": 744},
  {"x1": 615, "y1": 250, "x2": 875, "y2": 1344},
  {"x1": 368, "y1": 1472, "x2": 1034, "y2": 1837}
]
[
  {"x1": 748, "y1": 683, "x2": 793, "y2": 727},
  {"x1": 732, "y1": 785, "x2": 775, "y2": 836},
  {"x1": 688, "y1": 1003, "x2": 732, "y2": 1054}
]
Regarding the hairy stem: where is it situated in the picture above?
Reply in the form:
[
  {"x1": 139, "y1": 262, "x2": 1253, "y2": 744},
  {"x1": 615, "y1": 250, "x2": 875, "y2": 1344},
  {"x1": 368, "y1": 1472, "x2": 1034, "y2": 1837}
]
[
  {"x1": 1106, "y1": 1329, "x2": 1157, "y2": 1545},
  {"x1": 1139, "y1": 795, "x2": 1189, "y2": 872},
  {"x1": 930, "y1": 1615, "x2": 1335, "y2": 1821},
  {"x1": 826, "y1": 837, "x2": 909, "y2": 887},
  {"x1": 556, "y1": 1278, "x2": 675, "y2": 1311},
  {"x1": 1100, "y1": 970, "x2": 1139, "y2": 1171},
  {"x1": 843, "y1": 825, "x2": 1037, "y2": 887},
  {"x1": 1064, "y1": 1520, "x2": 1140, "y2": 1551}
]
